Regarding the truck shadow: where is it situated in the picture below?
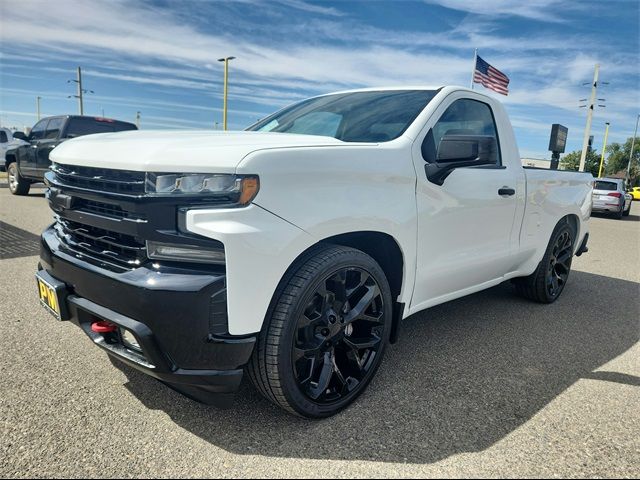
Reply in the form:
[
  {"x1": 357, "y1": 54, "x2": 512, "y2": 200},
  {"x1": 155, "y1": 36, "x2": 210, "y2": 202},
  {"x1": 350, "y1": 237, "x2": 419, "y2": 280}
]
[{"x1": 118, "y1": 270, "x2": 639, "y2": 464}]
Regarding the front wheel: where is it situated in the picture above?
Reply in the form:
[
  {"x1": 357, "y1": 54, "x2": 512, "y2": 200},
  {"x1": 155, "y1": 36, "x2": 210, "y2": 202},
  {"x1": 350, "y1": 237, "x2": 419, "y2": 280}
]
[
  {"x1": 513, "y1": 221, "x2": 575, "y2": 303},
  {"x1": 248, "y1": 245, "x2": 393, "y2": 418},
  {"x1": 7, "y1": 162, "x2": 30, "y2": 196},
  {"x1": 623, "y1": 202, "x2": 631, "y2": 217}
]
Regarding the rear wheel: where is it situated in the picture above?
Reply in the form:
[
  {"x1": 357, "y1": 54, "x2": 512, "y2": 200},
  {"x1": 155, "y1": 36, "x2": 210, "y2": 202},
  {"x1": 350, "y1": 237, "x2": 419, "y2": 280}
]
[
  {"x1": 7, "y1": 162, "x2": 30, "y2": 196},
  {"x1": 514, "y1": 221, "x2": 575, "y2": 303},
  {"x1": 248, "y1": 245, "x2": 393, "y2": 418},
  {"x1": 614, "y1": 207, "x2": 624, "y2": 219}
]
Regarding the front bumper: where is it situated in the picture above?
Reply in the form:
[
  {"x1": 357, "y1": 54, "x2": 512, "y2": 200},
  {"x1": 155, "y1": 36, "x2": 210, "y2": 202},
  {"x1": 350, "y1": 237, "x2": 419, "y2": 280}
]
[{"x1": 39, "y1": 227, "x2": 256, "y2": 407}]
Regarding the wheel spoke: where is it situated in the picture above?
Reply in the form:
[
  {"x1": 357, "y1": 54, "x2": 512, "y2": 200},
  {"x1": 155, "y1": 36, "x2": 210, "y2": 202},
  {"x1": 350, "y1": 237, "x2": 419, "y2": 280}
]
[
  {"x1": 344, "y1": 284, "x2": 379, "y2": 324},
  {"x1": 343, "y1": 336, "x2": 381, "y2": 351},
  {"x1": 556, "y1": 250, "x2": 572, "y2": 268},
  {"x1": 294, "y1": 342, "x2": 323, "y2": 361},
  {"x1": 330, "y1": 270, "x2": 348, "y2": 304},
  {"x1": 308, "y1": 351, "x2": 334, "y2": 400}
]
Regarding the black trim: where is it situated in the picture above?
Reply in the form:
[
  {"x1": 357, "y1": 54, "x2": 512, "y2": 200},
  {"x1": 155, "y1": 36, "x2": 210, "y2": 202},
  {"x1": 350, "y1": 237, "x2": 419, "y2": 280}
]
[
  {"x1": 45, "y1": 171, "x2": 226, "y2": 272},
  {"x1": 40, "y1": 228, "x2": 250, "y2": 367},
  {"x1": 576, "y1": 232, "x2": 589, "y2": 257},
  {"x1": 38, "y1": 229, "x2": 257, "y2": 406},
  {"x1": 389, "y1": 302, "x2": 404, "y2": 344}
]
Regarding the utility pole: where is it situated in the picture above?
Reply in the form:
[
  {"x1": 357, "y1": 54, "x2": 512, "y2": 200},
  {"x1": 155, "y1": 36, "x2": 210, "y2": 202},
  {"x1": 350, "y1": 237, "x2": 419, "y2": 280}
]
[
  {"x1": 626, "y1": 114, "x2": 640, "y2": 184},
  {"x1": 36, "y1": 96, "x2": 41, "y2": 121},
  {"x1": 598, "y1": 122, "x2": 611, "y2": 178},
  {"x1": 579, "y1": 64, "x2": 600, "y2": 172},
  {"x1": 136, "y1": 111, "x2": 141, "y2": 128},
  {"x1": 76, "y1": 67, "x2": 83, "y2": 115},
  {"x1": 217, "y1": 56, "x2": 236, "y2": 130},
  {"x1": 67, "y1": 66, "x2": 94, "y2": 116}
]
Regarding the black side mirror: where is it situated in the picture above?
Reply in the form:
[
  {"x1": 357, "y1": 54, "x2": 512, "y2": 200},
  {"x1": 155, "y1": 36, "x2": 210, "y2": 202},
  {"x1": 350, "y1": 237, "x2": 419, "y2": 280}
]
[
  {"x1": 13, "y1": 132, "x2": 28, "y2": 141},
  {"x1": 425, "y1": 135, "x2": 497, "y2": 185}
]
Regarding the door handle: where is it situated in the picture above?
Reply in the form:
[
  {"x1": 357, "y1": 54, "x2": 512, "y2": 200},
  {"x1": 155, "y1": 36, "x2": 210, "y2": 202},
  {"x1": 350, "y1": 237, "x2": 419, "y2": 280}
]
[{"x1": 498, "y1": 187, "x2": 516, "y2": 196}]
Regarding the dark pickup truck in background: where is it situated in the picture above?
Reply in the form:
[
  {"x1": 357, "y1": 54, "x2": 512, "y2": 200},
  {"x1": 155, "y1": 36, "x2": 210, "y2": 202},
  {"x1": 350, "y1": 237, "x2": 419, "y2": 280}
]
[{"x1": 6, "y1": 115, "x2": 137, "y2": 195}]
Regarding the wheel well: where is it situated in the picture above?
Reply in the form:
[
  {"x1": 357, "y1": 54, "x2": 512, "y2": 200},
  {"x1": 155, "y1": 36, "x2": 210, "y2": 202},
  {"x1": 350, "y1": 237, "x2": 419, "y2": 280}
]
[
  {"x1": 319, "y1": 231, "x2": 405, "y2": 343},
  {"x1": 564, "y1": 214, "x2": 579, "y2": 239},
  {"x1": 319, "y1": 231, "x2": 403, "y2": 300},
  {"x1": 5, "y1": 152, "x2": 16, "y2": 168}
]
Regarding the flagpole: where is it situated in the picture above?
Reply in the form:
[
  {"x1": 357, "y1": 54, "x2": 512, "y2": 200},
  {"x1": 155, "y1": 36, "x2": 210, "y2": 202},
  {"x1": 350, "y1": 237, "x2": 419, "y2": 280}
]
[{"x1": 470, "y1": 49, "x2": 478, "y2": 89}]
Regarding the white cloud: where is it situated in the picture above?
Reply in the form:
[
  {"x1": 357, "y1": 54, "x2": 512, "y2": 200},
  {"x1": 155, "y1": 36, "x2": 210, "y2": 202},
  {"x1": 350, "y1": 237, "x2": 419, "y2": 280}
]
[
  {"x1": 422, "y1": 0, "x2": 576, "y2": 22},
  {"x1": 0, "y1": 0, "x2": 637, "y2": 143}
]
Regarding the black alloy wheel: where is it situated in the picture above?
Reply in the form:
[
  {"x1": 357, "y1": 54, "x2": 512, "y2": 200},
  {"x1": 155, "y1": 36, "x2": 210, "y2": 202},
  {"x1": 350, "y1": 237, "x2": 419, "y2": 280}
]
[
  {"x1": 248, "y1": 245, "x2": 393, "y2": 418},
  {"x1": 292, "y1": 267, "x2": 385, "y2": 404},
  {"x1": 546, "y1": 229, "x2": 573, "y2": 299},
  {"x1": 513, "y1": 220, "x2": 575, "y2": 303}
]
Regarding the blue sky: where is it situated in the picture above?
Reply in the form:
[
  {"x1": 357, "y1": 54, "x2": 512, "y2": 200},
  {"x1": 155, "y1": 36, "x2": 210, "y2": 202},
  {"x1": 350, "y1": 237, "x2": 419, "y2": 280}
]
[{"x1": 0, "y1": 0, "x2": 638, "y2": 159}]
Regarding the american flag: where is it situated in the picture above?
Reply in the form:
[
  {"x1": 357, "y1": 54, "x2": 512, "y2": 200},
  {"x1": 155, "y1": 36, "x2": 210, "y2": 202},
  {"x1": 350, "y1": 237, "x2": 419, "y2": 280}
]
[{"x1": 473, "y1": 55, "x2": 509, "y2": 96}]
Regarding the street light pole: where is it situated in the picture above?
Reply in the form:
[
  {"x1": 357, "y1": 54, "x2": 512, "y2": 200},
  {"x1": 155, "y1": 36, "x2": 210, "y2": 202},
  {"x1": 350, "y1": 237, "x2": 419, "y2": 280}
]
[
  {"x1": 136, "y1": 111, "x2": 141, "y2": 128},
  {"x1": 579, "y1": 64, "x2": 600, "y2": 172},
  {"x1": 36, "y1": 96, "x2": 41, "y2": 121},
  {"x1": 598, "y1": 122, "x2": 611, "y2": 178},
  {"x1": 626, "y1": 114, "x2": 640, "y2": 184},
  {"x1": 217, "y1": 56, "x2": 235, "y2": 131}
]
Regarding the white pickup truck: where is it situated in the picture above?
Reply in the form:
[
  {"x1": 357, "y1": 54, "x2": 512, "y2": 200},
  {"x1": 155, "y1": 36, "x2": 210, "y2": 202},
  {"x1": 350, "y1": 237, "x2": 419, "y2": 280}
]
[{"x1": 36, "y1": 86, "x2": 592, "y2": 418}]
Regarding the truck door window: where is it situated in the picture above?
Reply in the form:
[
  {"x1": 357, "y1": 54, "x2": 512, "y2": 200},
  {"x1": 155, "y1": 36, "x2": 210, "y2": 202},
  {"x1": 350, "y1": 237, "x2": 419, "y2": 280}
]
[
  {"x1": 0, "y1": 131, "x2": 7, "y2": 143},
  {"x1": 423, "y1": 99, "x2": 501, "y2": 165},
  {"x1": 44, "y1": 118, "x2": 65, "y2": 140},
  {"x1": 29, "y1": 119, "x2": 49, "y2": 141}
]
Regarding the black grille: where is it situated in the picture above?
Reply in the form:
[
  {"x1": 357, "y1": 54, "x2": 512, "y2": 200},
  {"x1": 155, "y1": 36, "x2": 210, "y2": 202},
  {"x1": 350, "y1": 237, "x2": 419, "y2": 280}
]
[
  {"x1": 75, "y1": 198, "x2": 146, "y2": 221},
  {"x1": 54, "y1": 217, "x2": 146, "y2": 268},
  {"x1": 51, "y1": 163, "x2": 146, "y2": 195}
]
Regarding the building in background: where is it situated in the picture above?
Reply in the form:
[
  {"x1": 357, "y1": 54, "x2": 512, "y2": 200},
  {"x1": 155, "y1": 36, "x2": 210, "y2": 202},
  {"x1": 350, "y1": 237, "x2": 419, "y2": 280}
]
[{"x1": 521, "y1": 158, "x2": 551, "y2": 169}]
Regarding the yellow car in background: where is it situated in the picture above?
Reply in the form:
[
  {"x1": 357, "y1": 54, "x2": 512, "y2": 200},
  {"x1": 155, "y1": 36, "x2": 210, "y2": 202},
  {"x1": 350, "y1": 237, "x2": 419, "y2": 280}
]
[{"x1": 629, "y1": 187, "x2": 640, "y2": 200}]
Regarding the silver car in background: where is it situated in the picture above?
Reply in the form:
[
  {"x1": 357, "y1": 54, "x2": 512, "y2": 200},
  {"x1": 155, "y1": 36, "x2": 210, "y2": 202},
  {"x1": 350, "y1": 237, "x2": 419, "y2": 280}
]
[{"x1": 592, "y1": 178, "x2": 632, "y2": 219}]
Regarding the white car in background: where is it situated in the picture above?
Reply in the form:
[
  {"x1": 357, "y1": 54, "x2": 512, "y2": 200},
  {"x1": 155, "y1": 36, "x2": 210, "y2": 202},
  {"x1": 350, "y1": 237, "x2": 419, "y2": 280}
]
[
  {"x1": 0, "y1": 128, "x2": 28, "y2": 171},
  {"x1": 592, "y1": 178, "x2": 632, "y2": 219}
]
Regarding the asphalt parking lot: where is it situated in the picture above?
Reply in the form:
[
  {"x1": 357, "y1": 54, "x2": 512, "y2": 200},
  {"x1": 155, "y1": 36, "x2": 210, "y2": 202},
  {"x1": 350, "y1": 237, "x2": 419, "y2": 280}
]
[{"x1": 1, "y1": 182, "x2": 638, "y2": 478}]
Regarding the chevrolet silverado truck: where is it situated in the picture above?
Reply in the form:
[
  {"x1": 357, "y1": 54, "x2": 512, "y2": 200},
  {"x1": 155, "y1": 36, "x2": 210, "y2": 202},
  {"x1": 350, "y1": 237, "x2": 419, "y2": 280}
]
[
  {"x1": 7, "y1": 115, "x2": 137, "y2": 195},
  {"x1": 36, "y1": 87, "x2": 593, "y2": 418}
]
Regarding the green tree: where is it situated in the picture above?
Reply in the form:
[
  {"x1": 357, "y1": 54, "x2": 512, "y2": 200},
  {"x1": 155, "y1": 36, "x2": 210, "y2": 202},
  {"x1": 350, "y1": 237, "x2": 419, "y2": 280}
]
[
  {"x1": 604, "y1": 137, "x2": 640, "y2": 185},
  {"x1": 560, "y1": 149, "x2": 600, "y2": 177}
]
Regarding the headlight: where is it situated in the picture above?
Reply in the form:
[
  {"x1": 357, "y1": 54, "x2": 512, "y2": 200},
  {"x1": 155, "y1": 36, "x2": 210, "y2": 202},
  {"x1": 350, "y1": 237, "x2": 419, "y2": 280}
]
[{"x1": 145, "y1": 173, "x2": 259, "y2": 205}]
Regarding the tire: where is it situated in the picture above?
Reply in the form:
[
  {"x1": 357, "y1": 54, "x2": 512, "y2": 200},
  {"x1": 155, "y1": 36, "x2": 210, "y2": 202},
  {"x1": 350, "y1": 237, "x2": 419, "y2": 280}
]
[
  {"x1": 247, "y1": 245, "x2": 393, "y2": 419},
  {"x1": 614, "y1": 206, "x2": 624, "y2": 220},
  {"x1": 513, "y1": 220, "x2": 575, "y2": 303},
  {"x1": 623, "y1": 203, "x2": 631, "y2": 217},
  {"x1": 7, "y1": 162, "x2": 30, "y2": 196}
]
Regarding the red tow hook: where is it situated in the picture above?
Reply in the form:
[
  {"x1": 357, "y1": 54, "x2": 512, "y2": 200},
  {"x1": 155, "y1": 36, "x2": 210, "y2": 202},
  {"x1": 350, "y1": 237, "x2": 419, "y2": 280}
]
[{"x1": 91, "y1": 320, "x2": 118, "y2": 334}]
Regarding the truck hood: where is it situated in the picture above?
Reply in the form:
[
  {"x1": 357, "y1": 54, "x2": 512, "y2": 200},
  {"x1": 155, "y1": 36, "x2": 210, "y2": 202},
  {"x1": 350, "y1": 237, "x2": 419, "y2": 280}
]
[{"x1": 50, "y1": 130, "x2": 349, "y2": 173}]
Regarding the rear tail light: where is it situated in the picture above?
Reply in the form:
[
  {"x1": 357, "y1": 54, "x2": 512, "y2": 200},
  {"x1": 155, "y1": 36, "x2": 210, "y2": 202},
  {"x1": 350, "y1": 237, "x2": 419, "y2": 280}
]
[{"x1": 607, "y1": 192, "x2": 622, "y2": 198}]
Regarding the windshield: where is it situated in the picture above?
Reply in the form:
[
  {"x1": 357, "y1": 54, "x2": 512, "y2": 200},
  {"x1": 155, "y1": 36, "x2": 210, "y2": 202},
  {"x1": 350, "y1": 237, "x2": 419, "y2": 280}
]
[{"x1": 247, "y1": 90, "x2": 438, "y2": 142}]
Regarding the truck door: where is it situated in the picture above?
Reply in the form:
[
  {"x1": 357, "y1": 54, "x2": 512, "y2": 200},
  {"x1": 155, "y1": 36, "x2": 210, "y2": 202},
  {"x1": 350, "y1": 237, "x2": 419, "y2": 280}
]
[
  {"x1": 410, "y1": 95, "x2": 520, "y2": 310},
  {"x1": 35, "y1": 117, "x2": 65, "y2": 177},
  {"x1": 19, "y1": 119, "x2": 49, "y2": 177}
]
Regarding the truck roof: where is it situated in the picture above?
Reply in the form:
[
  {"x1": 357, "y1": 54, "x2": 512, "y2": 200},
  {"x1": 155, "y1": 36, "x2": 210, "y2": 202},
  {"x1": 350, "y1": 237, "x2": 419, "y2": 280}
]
[{"x1": 311, "y1": 85, "x2": 491, "y2": 101}]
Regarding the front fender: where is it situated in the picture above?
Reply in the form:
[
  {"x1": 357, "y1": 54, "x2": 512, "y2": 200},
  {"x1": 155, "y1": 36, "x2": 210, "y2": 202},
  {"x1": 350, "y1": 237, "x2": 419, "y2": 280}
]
[{"x1": 185, "y1": 204, "x2": 316, "y2": 335}]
